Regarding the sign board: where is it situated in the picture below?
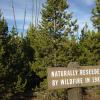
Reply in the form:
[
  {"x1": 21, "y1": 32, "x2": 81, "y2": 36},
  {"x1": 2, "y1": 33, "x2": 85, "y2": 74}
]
[{"x1": 48, "y1": 66, "x2": 100, "y2": 89}]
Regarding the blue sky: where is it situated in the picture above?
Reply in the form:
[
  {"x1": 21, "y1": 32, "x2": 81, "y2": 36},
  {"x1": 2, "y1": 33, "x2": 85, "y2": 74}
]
[{"x1": 0, "y1": 0, "x2": 95, "y2": 35}]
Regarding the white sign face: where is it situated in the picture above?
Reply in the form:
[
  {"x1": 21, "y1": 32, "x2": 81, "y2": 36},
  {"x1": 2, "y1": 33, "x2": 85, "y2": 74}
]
[{"x1": 48, "y1": 66, "x2": 100, "y2": 89}]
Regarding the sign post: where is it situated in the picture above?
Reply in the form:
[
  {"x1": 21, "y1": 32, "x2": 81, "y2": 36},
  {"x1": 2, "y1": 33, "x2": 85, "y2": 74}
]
[{"x1": 67, "y1": 62, "x2": 82, "y2": 100}]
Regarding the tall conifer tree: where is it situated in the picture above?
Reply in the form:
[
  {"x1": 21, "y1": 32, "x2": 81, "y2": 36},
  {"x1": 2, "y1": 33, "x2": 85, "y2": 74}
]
[
  {"x1": 41, "y1": 0, "x2": 78, "y2": 37},
  {"x1": 91, "y1": 0, "x2": 100, "y2": 32}
]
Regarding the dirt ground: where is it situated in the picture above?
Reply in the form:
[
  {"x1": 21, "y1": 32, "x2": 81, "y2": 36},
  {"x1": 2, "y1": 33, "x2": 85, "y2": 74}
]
[
  {"x1": 83, "y1": 93, "x2": 100, "y2": 100},
  {"x1": 82, "y1": 89, "x2": 100, "y2": 100}
]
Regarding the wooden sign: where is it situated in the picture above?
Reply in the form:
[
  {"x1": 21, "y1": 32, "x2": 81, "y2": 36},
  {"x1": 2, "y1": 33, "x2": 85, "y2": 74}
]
[{"x1": 48, "y1": 65, "x2": 100, "y2": 89}]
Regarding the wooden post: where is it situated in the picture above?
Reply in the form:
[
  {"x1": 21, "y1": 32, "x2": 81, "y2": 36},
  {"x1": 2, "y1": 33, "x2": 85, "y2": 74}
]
[{"x1": 67, "y1": 62, "x2": 83, "y2": 100}]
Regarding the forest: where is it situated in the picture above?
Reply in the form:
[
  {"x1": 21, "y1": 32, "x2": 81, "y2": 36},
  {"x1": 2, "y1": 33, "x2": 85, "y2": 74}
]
[{"x1": 0, "y1": 0, "x2": 100, "y2": 99}]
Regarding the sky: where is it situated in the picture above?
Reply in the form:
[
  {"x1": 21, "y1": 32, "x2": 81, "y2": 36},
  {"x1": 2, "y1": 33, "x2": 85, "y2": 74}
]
[{"x1": 0, "y1": 0, "x2": 95, "y2": 35}]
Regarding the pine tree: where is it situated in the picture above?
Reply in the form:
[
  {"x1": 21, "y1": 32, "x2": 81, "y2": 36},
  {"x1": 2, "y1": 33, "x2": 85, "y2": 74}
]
[
  {"x1": 5, "y1": 32, "x2": 28, "y2": 94},
  {"x1": 79, "y1": 29, "x2": 100, "y2": 65},
  {"x1": 40, "y1": 0, "x2": 79, "y2": 68},
  {"x1": 0, "y1": 10, "x2": 8, "y2": 39},
  {"x1": 91, "y1": 0, "x2": 100, "y2": 32},
  {"x1": 26, "y1": 1, "x2": 79, "y2": 98},
  {"x1": 41, "y1": 0, "x2": 78, "y2": 37},
  {"x1": 0, "y1": 25, "x2": 35, "y2": 99},
  {"x1": 0, "y1": 10, "x2": 8, "y2": 96},
  {"x1": 27, "y1": 24, "x2": 53, "y2": 77},
  {"x1": 80, "y1": 23, "x2": 88, "y2": 42}
]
